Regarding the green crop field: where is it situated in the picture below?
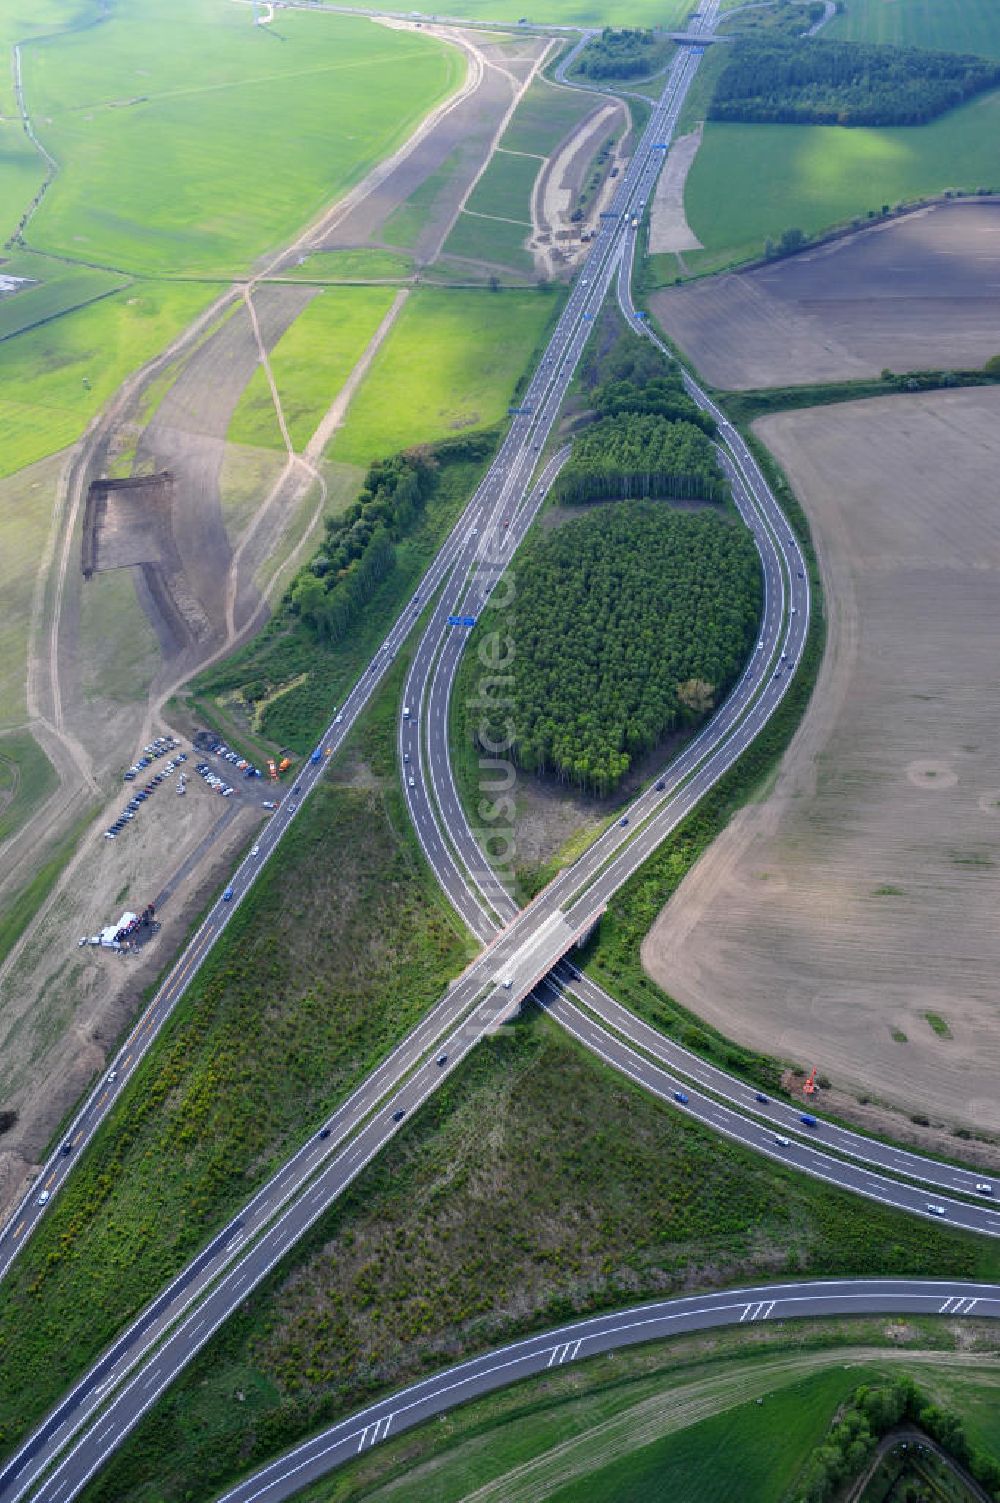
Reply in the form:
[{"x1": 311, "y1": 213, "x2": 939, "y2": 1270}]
[
  {"x1": 278, "y1": 249, "x2": 414, "y2": 283},
  {"x1": 827, "y1": 0, "x2": 1000, "y2": 57},
  {"x1": 0, "y1": 124, "x2": 45, "y2": 244},
  {"x1": 0, "y1": 0, "x2": 88, "y2": 115},
  {"x1": 685, "y1": 89, "x2": 1000, "y2": 265},
  {"x1": 465, "y1": 147, "x2": 541, "y2": 223},
  {"x1": 20, "y1": 1, "x2": 461, "y2": 276},
  {"x1": 228, "y1": 285, "x2": 398, "y2": 451},
  {"x1": 331, "y1": 286, "x2": 558, "y2": 466},
  {"x1": 80, "y1": 1009, "x2": 1000, "y2": 1503},
  {"x1": 501, "y1": 77, "x2": 604, "y2": 157},
  {"x1": 441, "y1": 210, "x2": 536, "y2": 273},
  {"x1": 402, "y1": 0, "x2": 692, "y2": 26},
  {"x1": 0, "y1": 257, "x2": 128, "y2": 343},
  {"x1": 0, "y1": 280, "x2": 215, "y2": 478}
]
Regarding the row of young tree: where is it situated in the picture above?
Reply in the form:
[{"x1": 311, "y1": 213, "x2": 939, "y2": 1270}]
[
  {"x1": 472, "y1": 504, "x2": 761, "y2": 795},
  {"x1": 792, "y1": 1374, "x2": 1000, "y2": 1503},
  {"x1": 710, "y1": 36, "x2": 1000, "y2": 127},
  {"x1": 289, "y1": 432, "x2": 494, "y2": 645},
  {"x1": 554, "y1": 412, "x2": 726, "y2": 505}
]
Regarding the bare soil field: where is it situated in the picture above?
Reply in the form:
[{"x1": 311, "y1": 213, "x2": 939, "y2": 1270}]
[
  {"x1": 649, "y1": 124, "x2": 704, "y2": 255},
  {"x1": 532, "y1": 97, "x2": 628, "y2": 277},
  {"x1": 643, "y1": 387, "x2": 1000, "y2": 1136},
  {"x1": 0, "y1": 771, "x2": 263, "y2": 1216},
  {"x1": 314, "y1": 28, "x2": 547, "y2": 266},
  {"x1": 650, "y1": 200, "x2": 1000, "y2": 389}
]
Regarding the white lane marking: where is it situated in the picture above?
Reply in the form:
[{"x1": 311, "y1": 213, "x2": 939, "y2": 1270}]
[{"x1": 547, "y1": 1340, "x2": 583, "y2": 1366}]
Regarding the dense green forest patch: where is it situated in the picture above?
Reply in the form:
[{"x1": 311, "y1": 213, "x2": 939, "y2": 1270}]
[
  {"x1": 468, "y1": 502, "x2": 760, "y2": 794},
  {"x1": 81, "y1": 1009, "x2": 1000, "y2": 1503},
  {"x1": 710, "y1": 36, "x2": 1000, "y2": 128},
  {"x1": 553, "y1": 413, "x2": 725, "y2": 504},
  {"x1": 572, "y1": 26, "x2": 674, "y2": 82}
]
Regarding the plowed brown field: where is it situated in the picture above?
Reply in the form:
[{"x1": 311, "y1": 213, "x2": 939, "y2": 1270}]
[
  {"x1": 650, "y1": 200, "x2": 1000, "y2": 389},
  {"x1": 643, "y1": 387, "x2": 1000, "y2": 1133}
]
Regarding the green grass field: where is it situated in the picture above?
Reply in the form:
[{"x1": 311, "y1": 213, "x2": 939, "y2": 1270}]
[
  {"x1": 0, "y1": 742, "x2": 473, "y2": 1464},
  {"x1": 402, "y1": 0, "x2": 692, "y2": 26},
  {"x1": 79, "y1": 1009, "x2": 1000, "y2": 1503},
  {"x1": 441, "y1": 211, "x2": 536, "y2": 273},
  {"x1": 827, "y1": 0, "x2": 1000, "y2": 56},
  {"x1": 0, "y1": 123, "x2": 46, "y2": 244},
  {"x1": 0, "y1": 453, "x2": 63, "y2": 723},
  {"x1": 21, "y1": 1, "x2": 461, "y2": 276},
  {"x1": 330, "y1": 286, "x2": 558, "y2": 465},
  {"x1": 685, "y1": 89, "x2": 1000, "y2": 265},
  {"x1": 0, "y1": 280, "x2": 215, "y2": 478},
  {"x1": 0, "y1": 259, "x2": 128, "y2": 343},
  {"x1": 277, "y1": 249, "x2": 414, "y2": 283},
  {"x1": 0, "y1": 0, "x2": 92, "y2": 115},
  {"x1": 0, "y1": 729, "x2": 57, "y2": 845},
  {"x1": 501, "y1": 78, "x2": 604, "y2": 157},
  {"x1": 465, "y1": 147, "x2": 541, "y2": 224},
  {"x1": 228, "y1": 285, "x2": 398, "y2": 451}
]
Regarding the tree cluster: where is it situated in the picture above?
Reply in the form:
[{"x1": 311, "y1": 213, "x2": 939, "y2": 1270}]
[
  {"x1": 554, "y1": 412, "x2": 726, "y2": 505},
  {"x1": 289, "y1": 431, "x2": 494, "y2": 645},
  {"x1": 474, "y1": 504, "x2": 761, "y2": 794},
  {"x1": 576, "y1": 27, "x2": 661, "y2": 80},
  {"x1": 596, "y1": 374, "x2": 716, "y2": 435},
  {"x1": 792, "y1": 1375, "x2": 1000, "y2": 1503},
  {"x1": 710, "y1": 35, "x2": 1000, "y2": 127}
]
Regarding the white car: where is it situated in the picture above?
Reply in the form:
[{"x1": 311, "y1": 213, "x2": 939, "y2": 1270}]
[
  {"x1": 250, "y1": 845, "x2": 259, "y2": 858},
  {"x1": 975, "y1": 1182, "x2": 994, "y2": 1196},
  {"x1": 262, "y1": 801, "x2": 276, "y2": 810},
  {"x1": 773, "y1": 1135, "x2": 790, "y2": 1148},
  {"x1": 36, "y1": 1189, "x2": 50, "y2": 1206},
  {"x1": 926, "y1": 1203, "x2": 947, "y2": 1217}
]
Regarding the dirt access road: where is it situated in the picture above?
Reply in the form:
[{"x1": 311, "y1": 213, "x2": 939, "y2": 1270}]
[
  {"x1": 644, "y1": 387, "x2": 1000, "y2": 1140},
  {"x1": 651, "y1": 200, "x2": 1000, "y2": 389}
]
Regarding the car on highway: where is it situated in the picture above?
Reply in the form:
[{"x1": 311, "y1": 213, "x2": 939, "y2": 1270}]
[
  {"x1": 318, "y1": 1127, "x2": 331, "y2": 1140},
  {"x1": 36, "y1": 1189, "x2": 50, "y2": 1205},
  {"x1": 292, "y1": 784, "x2": 302, "y2": 796},
  {"x1": 262, "y1": 801, "x2": 276, "y2": 810},
  {"x1": 619, "y1": 815, "x2": 628, "y2": 827},
  {"x1": 408, "y1": 775, "x2": 415, "y2": 788},
  {"x1": 222, "y1": 887, "x2": 234, "y2": 902},
  {"x1": 655, "y1": 779, "x2": 665, "y2": 791},
  {"x1": 800, "y1": 1114, "x2": 818, "y2": 1127},
  {"x1": 755, "y1": 1092, "x2": 769, "y2": 1104},
  {"x1": 61, "y1": 1141, "x2": 73, "y2": 1156},
  {"x1": 392, "y1": 1109, "x2": 406, "y2": 1122},
  {"x1": 673, "y1": 1091, "x2": 689, "y2": 1104},
  {"x1": 976, "y1": 1182, "x2": 994, "y2": 1196},
  {"x1": 250, "y1": 845, "x2": 259, "y2": 858},
  {"x1": 437, "y1": 1054, "x2": 448, "y2": 1067},
  {"x1": 927, "y1": 1203, "x2": 947, "y2": 1217},
  {"x1": 774, "y1": 1135, "x2": 790, "y2": 1147}
]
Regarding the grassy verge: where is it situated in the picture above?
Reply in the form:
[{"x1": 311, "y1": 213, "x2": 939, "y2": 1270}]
[
  {"x1": 81, "y1": 1007, "x2": 1000, "y2": 1503},
  {"x1": 0, "y1": 806, "x2": 96, "y2": 971},
  {"x1": 272, "y1": 250, "x2": 414, "y2": 284},
  {"x1": 0, "y1": 669, "x2": 474, "y2": 1461},
  {"x1": 0, "y1": 729, "x2": 58, "y2": 845}
]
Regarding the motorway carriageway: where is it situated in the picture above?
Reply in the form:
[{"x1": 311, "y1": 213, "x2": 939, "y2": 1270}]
[
  {"x1": 214, "y1": 1280, "x2": 1000, "y2": 1503},
  {"x1": 5, "y1": 10, "x2": 998, "y2": 1502},
  {"x1": 0, "y1": 18, "x2": 736, "y2": 1503}
]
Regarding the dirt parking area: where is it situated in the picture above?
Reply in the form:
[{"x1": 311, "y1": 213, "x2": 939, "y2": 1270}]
[
  {"x1": 650, "y1": 200, "x2": 1000, "y2": 389},
  {"x1": 0, "y1": 766, "x2": 263, "y2": 1217},
  {"x1": 643, "y1": 387, "x2": 1000, "y2": 1136}
]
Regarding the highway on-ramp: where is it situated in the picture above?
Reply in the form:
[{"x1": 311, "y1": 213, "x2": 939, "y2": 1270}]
[{"x1": 216, "y1": 1279, "x2": 1000, "y2": 1503}]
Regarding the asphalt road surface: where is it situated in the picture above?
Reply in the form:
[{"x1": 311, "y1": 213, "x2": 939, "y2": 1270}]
[{"x1": 215, "y1": 1278, "x2": 1000, "y2": 1503}]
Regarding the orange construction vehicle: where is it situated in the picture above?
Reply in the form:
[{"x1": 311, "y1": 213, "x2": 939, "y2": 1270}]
[
  {"x1": 267, "y1": 757, "x2": 278, "y2": 780},
  {"x1": 803, "y1": 1066, "x2": 818, "y2": 1096},
  {"x1": 277, "y1": 756, "x2": 292, "y2": 774}
]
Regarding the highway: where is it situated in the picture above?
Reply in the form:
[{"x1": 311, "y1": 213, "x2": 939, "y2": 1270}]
[
  {"x1": 215, "y1": 1279, "x2": 1000, "y2": 1503},
  {"x1": 2, "y1": 7, "x2": 996, "y2": 1501},
  {"x1": 0, "y1": 17, "x2": 734, "y2": 1503}
]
